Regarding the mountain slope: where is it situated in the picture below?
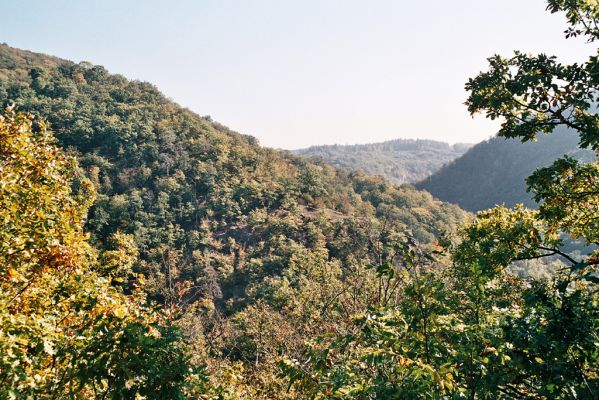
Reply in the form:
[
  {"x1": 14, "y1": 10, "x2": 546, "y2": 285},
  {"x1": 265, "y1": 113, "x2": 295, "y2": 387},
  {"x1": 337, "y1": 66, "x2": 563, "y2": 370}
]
[
  {"x1": 295, "y1": 139, "x2": 472, "y2": 184},
  {"x1": 0, "y1": 44, "x2": 467, "y2": 393},
  {"x1": 415, "y1": 129, "x2": 595, "y2": 211}
]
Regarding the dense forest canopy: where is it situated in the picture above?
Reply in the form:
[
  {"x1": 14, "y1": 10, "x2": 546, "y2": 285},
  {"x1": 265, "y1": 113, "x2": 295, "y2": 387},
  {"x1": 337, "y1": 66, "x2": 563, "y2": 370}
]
[
  {"x1": 1, "y1": 0, "x2": 597, "y2": 398},
  {"x1": 416, "y1": 127, "x2": 595, "y2": 211},
  {"x1": 295, "y1": 139, "x2": 472, "y2": 184},
  {"x1": 0, "y1": 43, "x2": 466, "y2": 397}
]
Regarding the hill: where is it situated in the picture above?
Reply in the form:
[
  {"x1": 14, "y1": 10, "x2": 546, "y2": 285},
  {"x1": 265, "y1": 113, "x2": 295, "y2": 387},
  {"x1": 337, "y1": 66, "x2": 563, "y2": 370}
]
[
  {"x1": 415, "y1": 129, "x2": 596, "y2": 212},
  {"x1": 0, "y1": 43, "x2": 467, "y2": 395},
  {"x1": 295, "y1": 139, "x2": 472, "y2": 184}
]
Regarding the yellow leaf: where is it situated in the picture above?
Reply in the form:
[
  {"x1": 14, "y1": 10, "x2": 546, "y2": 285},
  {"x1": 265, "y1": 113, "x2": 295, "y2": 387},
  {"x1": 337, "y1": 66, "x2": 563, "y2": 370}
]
[{"x1": 6, "y1": 268, "x2": 18, "y2": 280}]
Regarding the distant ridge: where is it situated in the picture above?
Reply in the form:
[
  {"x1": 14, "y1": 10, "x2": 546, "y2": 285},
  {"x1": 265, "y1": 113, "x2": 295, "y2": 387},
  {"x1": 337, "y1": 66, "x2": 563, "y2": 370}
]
[
  {"x1": 415, "y1": 128, "x2": 596, "y2": 212},
  {"x1": 294, "y1": 138, "x2": 473, "y2": 184}
]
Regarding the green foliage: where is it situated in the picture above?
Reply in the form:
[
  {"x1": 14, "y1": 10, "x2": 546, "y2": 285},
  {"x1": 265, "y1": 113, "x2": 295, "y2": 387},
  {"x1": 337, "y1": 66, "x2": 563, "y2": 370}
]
[
  {"x1": 452, "y1": 205, "x2": 561, "y2": 276},
  {"x1": 447, "y1": 199, "x2": 598, "y2": 398},
  {"x1": 99, "y1": 231, "x2": 139, "y2": 279},
  {"x1": 4, "y1": 2, "x2": 595, "y2": 397},
  {"x1": 527, "y1": 156, "x2": 599, "y2": 244},
  {"x1": 547, "y1": 0, "x2": 599, "y2": 41},
  {"x1": 284, "y1": 216, "x2": 597, "y2": 398},
  {"x1": 281, "y1": 239, "x2": 527, "y2": 399}
]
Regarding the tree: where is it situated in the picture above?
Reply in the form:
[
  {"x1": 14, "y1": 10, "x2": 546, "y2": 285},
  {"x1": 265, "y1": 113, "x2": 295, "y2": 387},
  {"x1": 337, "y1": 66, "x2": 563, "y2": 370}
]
[
  {"x1": 0, "y1": 108, "x2": 202, "y2": 399},
  {"x1": 459, "y1": 0, "x2": 598, "y2": 397}
]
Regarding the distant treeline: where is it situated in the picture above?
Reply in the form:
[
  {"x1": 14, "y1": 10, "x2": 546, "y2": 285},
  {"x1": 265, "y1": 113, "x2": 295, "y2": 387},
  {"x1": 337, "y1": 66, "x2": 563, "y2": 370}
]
[{"x1": 295, "y1": 139, "x2": 472, "y2": 184}]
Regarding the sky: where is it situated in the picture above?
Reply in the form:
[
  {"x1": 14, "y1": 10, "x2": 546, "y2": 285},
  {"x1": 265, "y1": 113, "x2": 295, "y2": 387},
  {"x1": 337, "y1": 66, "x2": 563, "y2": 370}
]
[{"x1": 0, "y1": 0, "x2": 595, "y2": 149}]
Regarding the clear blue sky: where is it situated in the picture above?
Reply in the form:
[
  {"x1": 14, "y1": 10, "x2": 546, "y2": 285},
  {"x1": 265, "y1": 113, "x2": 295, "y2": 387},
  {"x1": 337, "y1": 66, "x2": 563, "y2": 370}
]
[{"x1": 0, "y1": 0, "x2": 594, "y2": 149}]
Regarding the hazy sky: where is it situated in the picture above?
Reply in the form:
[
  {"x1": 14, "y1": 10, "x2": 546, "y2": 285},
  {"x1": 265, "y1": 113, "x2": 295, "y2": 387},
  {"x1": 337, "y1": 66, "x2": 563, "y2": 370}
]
[{"x1": 0, "y1": 0, "x2": 595, "y2": 149}]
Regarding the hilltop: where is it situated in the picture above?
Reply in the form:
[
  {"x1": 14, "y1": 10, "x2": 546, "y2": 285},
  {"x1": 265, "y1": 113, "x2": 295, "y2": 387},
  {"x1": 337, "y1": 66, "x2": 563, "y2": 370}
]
[{"x1": 295, "y1": 139, "x2": 472, "y2": 184}]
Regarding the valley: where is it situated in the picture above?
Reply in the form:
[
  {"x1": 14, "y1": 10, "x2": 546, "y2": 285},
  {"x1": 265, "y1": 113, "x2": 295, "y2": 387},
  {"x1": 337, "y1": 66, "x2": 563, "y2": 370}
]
[{"x1": 1, "y1": 1, "x2": 597, "y2": 398}]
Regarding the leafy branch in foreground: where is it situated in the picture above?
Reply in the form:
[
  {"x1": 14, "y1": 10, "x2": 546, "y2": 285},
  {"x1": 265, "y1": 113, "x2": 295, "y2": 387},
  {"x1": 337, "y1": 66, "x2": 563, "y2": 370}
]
[{"x1": 466, "y1": 1, "x2": 598, "y2": 149}]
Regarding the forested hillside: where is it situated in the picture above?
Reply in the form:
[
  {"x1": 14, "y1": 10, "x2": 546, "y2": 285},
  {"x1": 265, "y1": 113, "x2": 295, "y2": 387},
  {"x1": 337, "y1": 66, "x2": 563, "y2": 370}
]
[
  {"x1": 2, "y1": 1, "x2": 598, "y2": 397},
  {"x1": 295, "y1": 139, "x2": 472, "y2": 184},
  {"x1": 0, "y1": 43, "x2": 466, "y2": 397},
  {"x1": 416, "y1": 128, "x2": 595, "y2": 211}
]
